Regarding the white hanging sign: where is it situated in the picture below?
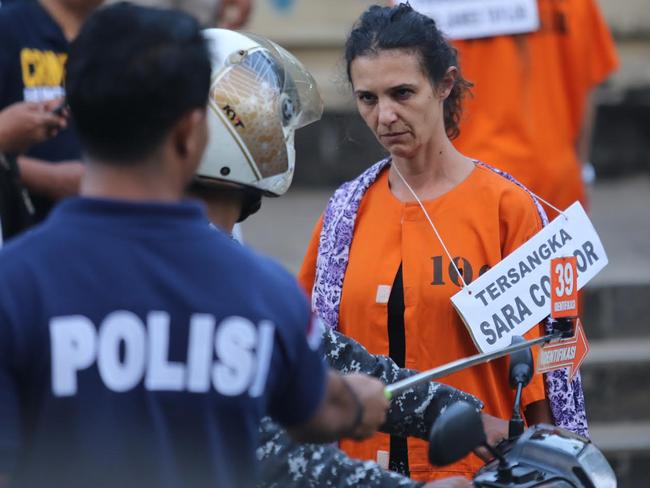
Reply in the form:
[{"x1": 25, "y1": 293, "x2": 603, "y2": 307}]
[
  {"x1": 451, "y1": 202, "x2": 607, "y2": 353},
  {"x1": 403, "y1": 0, "x2": 539, "y2": 40}
]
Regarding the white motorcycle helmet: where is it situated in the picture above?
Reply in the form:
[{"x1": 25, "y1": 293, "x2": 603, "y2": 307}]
[{"x1": 197, "y1": 28, "x2": 324, "y2": 197}]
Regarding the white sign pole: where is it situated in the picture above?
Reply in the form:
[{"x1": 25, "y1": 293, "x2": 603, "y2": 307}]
[{"x1": 385, "y1": 331, "x2": 559, "y2": 399}]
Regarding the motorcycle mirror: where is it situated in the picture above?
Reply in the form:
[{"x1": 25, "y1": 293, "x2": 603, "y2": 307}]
[
  {"x1": 428, "y1": 401, "x2": 486, "y2": 466},
  {"x1": 508, "y1": 335, "x2": 533, "y2": 388}
]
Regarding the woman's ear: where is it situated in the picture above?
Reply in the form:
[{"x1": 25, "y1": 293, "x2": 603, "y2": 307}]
[{"x1": 437, "y1": 66, "x2": 458, "y2": 100}]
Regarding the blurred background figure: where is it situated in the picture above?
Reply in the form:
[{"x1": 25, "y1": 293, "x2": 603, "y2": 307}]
[
  {"x1": 104, "y1": 0, "x2": 253, "y2": 27},
  {"x1": 0, "y1": 100, "x2": 66, "y2": 155},
  {"x1": 445, "y1": 0, "x2": 619, "y2": 213},
  {"x1": 0, "y1": 100, "x2": 67, "y2": 242},
  {"x1": 0, "y1": 0, "x2": 104, "y2": 234}
]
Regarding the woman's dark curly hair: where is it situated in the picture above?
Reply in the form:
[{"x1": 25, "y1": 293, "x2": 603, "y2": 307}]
[{"x1": 344, "y1": 3, "x2": 472, "y2": 140}]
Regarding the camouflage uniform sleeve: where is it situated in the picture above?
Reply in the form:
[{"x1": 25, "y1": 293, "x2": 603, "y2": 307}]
[
  {"x1": 323, "y1": 328, "x2": 483, "y2": 440},
  {"x1": 257, "y1": 417, "x2": 422, "y2": 488}
]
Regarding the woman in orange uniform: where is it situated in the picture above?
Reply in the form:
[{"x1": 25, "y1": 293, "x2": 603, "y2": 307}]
[
  {"x1": 452, "y1": 0, "x2": 619, "y2": 211},
  {"x1": 298, "y1": 4, "x2": 587, "y2": 482}
]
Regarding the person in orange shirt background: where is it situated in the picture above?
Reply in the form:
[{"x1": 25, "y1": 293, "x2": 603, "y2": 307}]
[
  {"x1": 296, "y1": 4, "x2": 592, "y2": 482},
  {"x1": 450, "y1": 0, "x2": 619, "y2": 212}
]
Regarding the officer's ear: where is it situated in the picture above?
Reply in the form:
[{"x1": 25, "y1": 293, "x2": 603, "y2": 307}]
[{"x1": 169, "y1": 108, "x2": 209, "y2": 179}]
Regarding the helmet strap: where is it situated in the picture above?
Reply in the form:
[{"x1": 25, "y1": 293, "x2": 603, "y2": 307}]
[{"x1": 237, "y1": 188, "x2": 262, "y2": 223}]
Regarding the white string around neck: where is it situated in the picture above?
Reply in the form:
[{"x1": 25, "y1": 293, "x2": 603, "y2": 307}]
[
  {"x1": 391, "y1": 163, "x2": 468, "y2": 289},
  {"x1": 528, "y1": 192, "x2": 567, "y2": 221}
]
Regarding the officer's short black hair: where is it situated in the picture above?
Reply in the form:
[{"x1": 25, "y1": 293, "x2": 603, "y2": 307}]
[{"x1": 66, "y1": 2, "x2": 211, "y2": 164}]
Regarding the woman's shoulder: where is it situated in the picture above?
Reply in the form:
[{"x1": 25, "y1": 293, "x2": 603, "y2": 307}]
[
  {"x1": 473, "y1": 162, "x2": 538, "y2": 204},
  {"x1": 472, "y1": 162, "x2": 546, "y2": 226},
  {"x1": 326, "y1": 158, "x2": 391, "y2": 209},
  {"x1": 335, "y1": 158, "x2": 390, "y2": 190}
]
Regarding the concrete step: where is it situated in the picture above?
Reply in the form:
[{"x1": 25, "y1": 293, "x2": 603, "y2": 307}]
[
  {"x1": 582, "y1": 176, "x2": 650, "y2": 339},
  {"x1": 590, "y1": 422, "x2": 650, "y2": 488},
  {"x1": 583, "y1": 284, "x2": 650, "y2": 340},
  {"x1": 581, "y1": 338, "x2": 650, "y2": 423},
  {"x1": 587, "y1": 177, "x2": 650, "y2": 289},
  {"x1": 593, "y1": 92, "x2": 650, "y2": 179}
]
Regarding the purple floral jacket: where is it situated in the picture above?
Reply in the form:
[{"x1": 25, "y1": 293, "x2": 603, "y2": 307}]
[{"x1": 309, "y1": 158, "x2": 589, "y2": 437}]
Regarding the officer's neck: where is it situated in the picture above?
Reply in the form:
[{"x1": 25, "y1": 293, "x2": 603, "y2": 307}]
[{"x1": 80, "y1": 156, "x2": 188, "y2": 204}]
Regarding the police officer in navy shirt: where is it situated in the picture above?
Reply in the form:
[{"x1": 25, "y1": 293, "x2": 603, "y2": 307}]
[{"x1": 0, "y1": 5, "x2": 389, "y2": 487}]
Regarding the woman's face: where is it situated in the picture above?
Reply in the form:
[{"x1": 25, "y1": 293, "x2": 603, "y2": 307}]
[{"x1": 350, "y1": 49, "x2": 447, "y2": 160}]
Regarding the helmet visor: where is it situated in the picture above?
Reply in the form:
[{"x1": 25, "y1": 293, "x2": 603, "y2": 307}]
[
  {"x1": 244, "y1": 33, "x2": 324, "y2": 130},
  {"x1": 209, "y1": 37, "x2": 322, "y2": 179}
]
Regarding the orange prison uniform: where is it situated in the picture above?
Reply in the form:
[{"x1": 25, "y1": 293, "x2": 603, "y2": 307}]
[
  {"x1": 452, "y1": 0, "x2": 619, "y2": 212},
  {"x1": 299, "y1": 165, "x2": 547, "y2": 481}
]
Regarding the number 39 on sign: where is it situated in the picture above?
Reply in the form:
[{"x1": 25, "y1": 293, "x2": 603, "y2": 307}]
[{"x1": 550, "y1": 256, "x2": 578, "y2": 318}]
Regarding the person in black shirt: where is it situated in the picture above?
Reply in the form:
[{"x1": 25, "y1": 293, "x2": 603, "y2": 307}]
[
  {"x1": 0, "y1": 0, "x2": 102, "y2": 227},
  {"x1": 0, "y1": 100, "x2": 67, "y2": 242}
]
